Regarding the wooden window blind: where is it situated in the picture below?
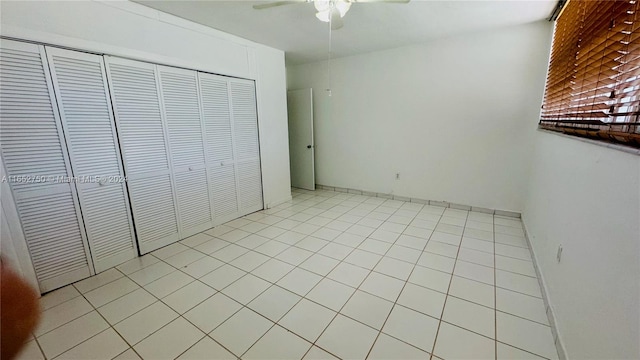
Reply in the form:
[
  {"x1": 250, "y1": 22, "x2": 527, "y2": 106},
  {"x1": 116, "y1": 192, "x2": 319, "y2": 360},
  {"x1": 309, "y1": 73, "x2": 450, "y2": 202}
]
[{"x1": 540, "y1": 0, "x2": 640, "y2": 148}]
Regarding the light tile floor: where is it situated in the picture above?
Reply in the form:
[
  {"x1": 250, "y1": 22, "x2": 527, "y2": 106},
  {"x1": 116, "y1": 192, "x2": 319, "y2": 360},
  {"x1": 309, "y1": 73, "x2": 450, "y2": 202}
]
[{"x1": 19, "y1": 188, "x2": 559, "y2": 360}]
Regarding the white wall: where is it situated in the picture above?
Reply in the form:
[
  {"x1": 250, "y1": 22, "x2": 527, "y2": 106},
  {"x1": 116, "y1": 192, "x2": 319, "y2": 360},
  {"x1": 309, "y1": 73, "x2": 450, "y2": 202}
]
[
  {"x1": 287, "y1": 20, "x2": 553, "y2": 212},
  {"x1": 0, "y1": 0, "x2": 291, "y2": 208},
  {"x1": 523, "y1": 131, "x2": 640, "y2": 359}
]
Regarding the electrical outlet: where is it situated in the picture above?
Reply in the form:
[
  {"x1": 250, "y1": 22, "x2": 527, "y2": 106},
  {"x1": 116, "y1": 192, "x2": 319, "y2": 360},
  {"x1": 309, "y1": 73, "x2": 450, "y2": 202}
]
[
  {"x1": 556, "y1": 244, "x2": 563, "y2": 263},
  {"x1": 396, "y1": 173, "x2": 400, "y2": 180}
]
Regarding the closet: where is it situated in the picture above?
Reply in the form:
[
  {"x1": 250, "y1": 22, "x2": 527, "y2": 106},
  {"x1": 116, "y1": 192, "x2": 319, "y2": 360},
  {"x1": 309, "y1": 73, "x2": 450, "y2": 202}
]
[{"x1": 0, "y1": 39, "x2": 264, "y2": 292}]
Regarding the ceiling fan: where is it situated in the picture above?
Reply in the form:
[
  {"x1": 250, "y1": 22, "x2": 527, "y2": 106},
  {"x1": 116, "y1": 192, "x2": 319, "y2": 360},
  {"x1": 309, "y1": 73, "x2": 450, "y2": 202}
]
[{"x1": 253, "y1": 0, "x2": 410, "y2": 30}]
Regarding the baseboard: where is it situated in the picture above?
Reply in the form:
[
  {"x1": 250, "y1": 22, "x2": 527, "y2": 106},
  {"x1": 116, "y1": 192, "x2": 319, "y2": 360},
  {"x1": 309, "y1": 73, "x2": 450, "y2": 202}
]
[
  {"x1": 521, "y1": 217, "x2": 567, "y2": 360},
  {"x1": 314, "y1": 184, "x2": 521, "y2": 218}
]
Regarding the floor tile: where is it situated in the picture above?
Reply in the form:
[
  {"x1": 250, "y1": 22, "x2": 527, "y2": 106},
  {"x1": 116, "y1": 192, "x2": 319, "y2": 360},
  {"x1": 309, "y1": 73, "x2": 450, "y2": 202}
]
[
  {"x1": 402, "y1": 226, "x2": 433, "y2": 239},
  {"x1": 251, "y1": 258, "x2": 295, "y2": 282},
  {"x1": 275, "y1": 219, "x2": 303, "y2": 231},
  {"x1": 386, "y1": 245, "x2": 421, "y2": 263},
  {"x1": 226, "y1": 218, "x2": 253, "y2": 228},
  {"x1": 211, "y1": 243, "x2": 249, "y2": 262},
  {"x1": 204, "y1": 225, "x2": 234, "y2": 237},
  {"x1": 248, "y1": 285, "x2": 301, "y2": 322},
  {"x1": 369, "y1": 333, "x2": 431, "y2": 359},
  {"x1": 134, "y1": 317, "x2": 204, "y2": 360},
  {"x1": 496, "y1": 270, "x2": 541, "y2": 297},
  {"x1": 84, "y1": 276, "x2": 140, "y2": 308},
  {"x1": 496, "y1": 312, "x2": 557, "y2": 359},
  {"x1": 221, "y1": 274, "x2": 271, "y2": 304},
  {"x1": 383, "y1": 305, "x2": 439, "y2": 352},
  {"x1": 467, "y1": 211, "x2": 493, "y2": 223},
  {"x1": 495, "y1": 233, "x2": 528, "y2": 248},
  {"x1": 417, "y1": 252, "x2": 456, "y2": 273},
  {"x1": 461, "y1": 237, "x2": 494, "y2": 253},
  {"x1": 35, "y1": 295, "x2": 93, "y2": 336},
  {"x1": 162, "y1": 281, "x2": 216, "y2": 314},
  {"x1": 379, "y1": 221, "x2": 408, "y2": 233},
  {"x1": 279, "y1": 298, "x2": 336, "y2": 342},
  {"x1": 431, "y1": 230, "x2": 463, "y2": 245},
  {"x1": 374, "y1": 257, "x2": 414, "y2": 280},
  {"x1": 449, "y1": 275, "x2": 495, "y2": 308},
  {"x1": 424, "y1": 241, "x2": 458, "y2": 258},
  {"x1": 327, "y1": 262, "x2": 370, "y2": 287},
  {"x1": 98, "y1": 288, "x2": 156, "y2": 325},
  {"x1": 236, "y1": 234, "x2": 270, "y2": 249},
  {"x1": 39, "y1": 285, "x2": 81, "y2": 311},
  {"x1": 370, "y1": 229, "x2": 401, "y2": 243},
  {"x1": 295, "y1": 236, "x2": 330, "y2": 252},
  {"x1": 313, "y1": 227, "x2": 342, "y2": 240},
  {"x1": 408, "y1": 265, "x2": 451, "y2": 293},
  {"x1": 114, "y1": 301, "x2": 178, "y2": 345},
  {"x1": 409, "y1": 218, "x2": 438, "y2": 230},
  {"x1": 340, "y1": 290, "x2": 394, "y2": 329},
  {"x1": 38, "y1": 311, "x2": 110, "y2": 359},
  {"x1": 143, "y1": 270, "x2": 194, "y2": 298},
  {"x1": 15, "y1": 340, "x2": 44, "y2": 360},
  {"x1": 218, "y1": 229, "x2": 252, "y2": 243},
  {"x1": 181, "y1": 256, "x2": 224, "y2": 279},
  {"x1": 344, "y1": 249, "x2": 383, "y2": 269},
  {"x1": 254, "y1": 239, "x2": 290, "y2": 257},
  {"x1": 316, "y1": 315, "x2": 378, "y2": 359},
  {"x1": 229, "y1": 251, "x2": 270, "y2": 272},
  {"x1": 152, "y1": 243, "x2": 189, "y2": 260},
  {"x1": 360, "y1": 272, "x2": 405, "y2": 302},
  {"x1": 307, "y1": 278, "x2": 355, "y2": 311},
  {"x1": 299, "y1": 253, "x2": 340, "y2": 276},
  {"x1": 180, "y1": 232, "x2": 213, "y2": 248},
  {"x1": 463, "y1": 227, "x2": 494, "y2": 242},
  {"x1": 128, "y1": 262, "x2": 176, "y2": 286},
  {"x1": 276, "y1": 246, "x2": 314, "y2": 266},
  {"x1": 244, "y1": 325, "x2": 312, "y2": 359},
  {"x1": 442, "y1": 296, "x2": 495, "y2": 338},
  {"x1": 454, "y1": 260, "x2": 494, "y2": 285},
  {"x1": 397, "y1": 283, "x2": 446, "y2": 318},
  {"x1": 177, "y1": 337, "x2": 235, "y2": 360},
  {"x1": 465, "y1": 219, "x2": 494, "y2": 232},
  {"x1": 74, "y1": 268, "x2": 124, "y2": 293},
  {"x1": 256, "y1": 226, "x2": 287, "y2": 239},
  {"x1": 56, "y1": 328, "x2": 129, "y2": 360},
  {"x1": 497, "y1": 342, "x2": 547, "y2": 359},
  {"x1": 433, "y1": 322, "x2": 495, "y2": 360},
  {"x1": 113, "y1": 348, "x2": 141, "y2": 360},
  {"x1": 183, "y1": 293, "x2": 242, "y2": 333},
  {"x1": 184, "y1": 264, "x2": 234, "y2": 293},
  {"x1": 240, "y1": 221, "x2": 269, "y2": 234},
  {"x1": 193, "y1": 238, "x2": 231, "y2": 255},
  {"x1": 496, "y1": 255, "x2": 536, "y2": 277},
  {"x1": 325, "y1": 220, "x2": 353, "y2": 232},
  {"x1": 210, "y1": 308, "x2": 273, "y2": 356},
  {"x1": 496, "y1": 288, "x2": 548, "y2": 325},
  {"x1": 292, "y1": 223, "x2": 321, "y2": 235},
  {"x1": 275, "y1": 230, "x2": 307, "y2": 244},
  {"x1": 164, "y1": 249, "x2": 205, "y2": 269},
  {"x1": 318, "y1": 242, "x2": 353, "y2": 260},
  {"x1": 333, "y1": 232, "x2": 366, "y2": 248},
  {"x1": 495, "y1": 243, "x2": 532, "y2": 261},
  {"x1": 458, "y1": 247, "x2": 494, "y2": 267},
  {"x1": 358, "y1": 238, "x2": 392, "y2": 255},
  {"x1": 395, "y1": 234, "x2": 428, "y2": 250},
  {"x1": 277, "y1": 268, "x2": 322, "y2": 296}
]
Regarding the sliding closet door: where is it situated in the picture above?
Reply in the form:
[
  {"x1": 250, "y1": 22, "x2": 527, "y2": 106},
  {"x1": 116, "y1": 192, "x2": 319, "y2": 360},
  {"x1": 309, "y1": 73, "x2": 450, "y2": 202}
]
[
  {"x1": 104, "y1": 57, "x2": 179, "y2": 254},
  {"x1": 46, "y1": 48, "x2": 137, "y2": 272},
  {"x1": 0, "y1": 39, "x2": 93, "y2": 292},
  {"x1": 158, "y1": 66, "x2": 212, "y2": 237},
  {"x1": 229, "y1": 79, "x2": 264, "y2": 214},
  {"x1": 198, "y1": 73, "x2": 240, "y2": 224}
]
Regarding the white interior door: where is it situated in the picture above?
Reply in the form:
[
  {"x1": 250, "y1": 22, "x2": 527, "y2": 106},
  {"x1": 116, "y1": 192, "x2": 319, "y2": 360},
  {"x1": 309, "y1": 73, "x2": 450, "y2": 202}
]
[
  {"x1": 104, "y1": 57, "x2": 180, "y2": 254},
  {"x1": 158, "y1": 66, "x2": 212, "y2": 238},
  {"x1": 46, "y1": 47, "x2": 137, "y2": 272},
  {"x1": 287, "y1": 89, "x2": 315, "y2": 190},
  {"x1": 0, "y1": 39, "x2": 93, "y2": 292}
]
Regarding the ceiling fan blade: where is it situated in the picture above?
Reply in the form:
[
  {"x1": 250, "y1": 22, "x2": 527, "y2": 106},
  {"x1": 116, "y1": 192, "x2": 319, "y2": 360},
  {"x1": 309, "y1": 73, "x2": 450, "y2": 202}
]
[
  {"x1": 351, "y1": 0, "x2": 410, "y2": 3},
  {"x1": 330, "y1": 8, "x2": 344, "y2": 30},
  {"x1": 252, "y1": 0, "x2": 307, "y2": 10}
]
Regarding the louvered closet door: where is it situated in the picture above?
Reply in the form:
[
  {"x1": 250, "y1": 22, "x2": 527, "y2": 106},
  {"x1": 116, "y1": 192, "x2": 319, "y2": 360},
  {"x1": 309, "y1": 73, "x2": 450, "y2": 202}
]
[
  {"x1": 104, "y1": 57, "x2": 179, "y2": 254},
  {"x1": 46, "y1": 48, "x2": 137, "y2": 272},
  {"x1": 158, "y1": 66, "x2": 212, "y2": 238},
  {"x1": 0, "y1": 39, "x2": 93, "y2": 292},
  {"x1": 198, "y1": 73, "x2": 240, "y2": 225},
  {"x1": 229, "y1": 79, "x2": 264, "y2": 214}
]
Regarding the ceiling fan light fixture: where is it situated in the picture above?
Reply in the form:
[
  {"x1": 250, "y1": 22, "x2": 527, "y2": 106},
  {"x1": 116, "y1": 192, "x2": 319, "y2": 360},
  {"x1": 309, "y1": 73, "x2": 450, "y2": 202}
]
[
  {"x1": 334, "y1": 0, "x2": 351, "y2": 17},
  {"x1": 315, "y1": 9, "x2": 331, "y2": 22}
]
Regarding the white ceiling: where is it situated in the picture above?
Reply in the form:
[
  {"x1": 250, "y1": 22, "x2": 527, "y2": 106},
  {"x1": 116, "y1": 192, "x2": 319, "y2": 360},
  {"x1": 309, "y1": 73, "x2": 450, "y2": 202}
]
[{"x1": 134, "y1": 0, "x2": 557, "y2": 65}]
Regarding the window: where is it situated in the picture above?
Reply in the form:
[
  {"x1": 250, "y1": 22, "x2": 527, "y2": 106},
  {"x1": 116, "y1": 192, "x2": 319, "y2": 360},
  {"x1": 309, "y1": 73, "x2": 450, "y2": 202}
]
[{"x1": 540, "y1": 0, "x2": 640, "y2": 148}]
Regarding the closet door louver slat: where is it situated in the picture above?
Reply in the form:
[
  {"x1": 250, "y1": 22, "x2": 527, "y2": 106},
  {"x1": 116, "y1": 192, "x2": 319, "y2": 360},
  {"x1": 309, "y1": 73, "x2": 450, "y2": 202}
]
[
  {"x1": 0, "y1": 40, "x2": 92, "y2": 292},
  {"x1": 158, "y1": 66, "x2": 212, "y2": 237},
  {"x1": 46, "y1": 47, "x2": 137, "y2": 272},
  {"x1": 104, "y1": 57, "x2": 179, "y2": 254}
]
